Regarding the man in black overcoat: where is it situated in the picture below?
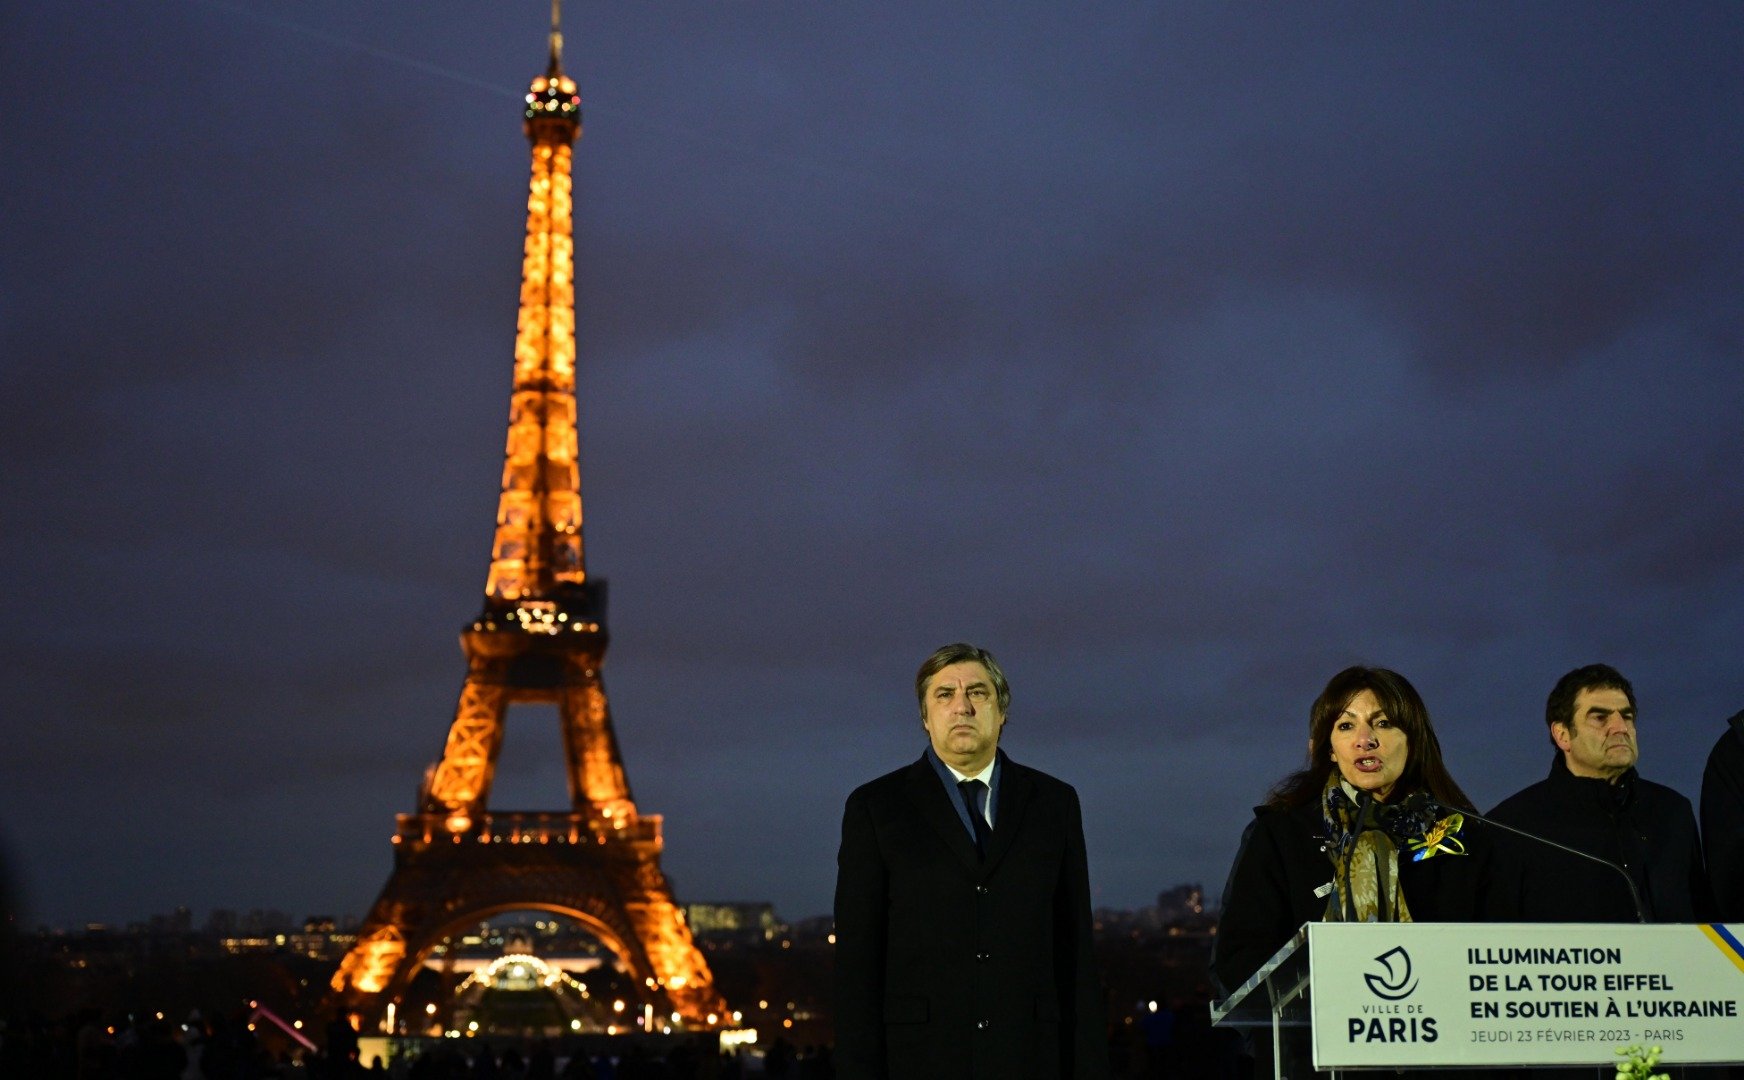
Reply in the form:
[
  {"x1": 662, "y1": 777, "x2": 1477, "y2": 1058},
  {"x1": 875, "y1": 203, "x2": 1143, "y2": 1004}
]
[
  {"x1": 1489, "y1": 664, "x2": 1710, "y2": 922},
  {"x1": 1703, "y1": 708, "x2": 1744, "y2": 922},
  {"x1": 833, "y1": 642, "x2": 1109, "y2": 1080}
]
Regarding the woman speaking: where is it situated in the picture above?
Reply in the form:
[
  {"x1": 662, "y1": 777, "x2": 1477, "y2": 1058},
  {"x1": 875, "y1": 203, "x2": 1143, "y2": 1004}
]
[{"x1": 1211, "y1": 666, "x2": 1490, "y2": 997}]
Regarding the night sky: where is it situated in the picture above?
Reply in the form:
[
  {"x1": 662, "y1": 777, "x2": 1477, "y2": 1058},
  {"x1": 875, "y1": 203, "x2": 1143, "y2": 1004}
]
[{"x1": 4, "y1": 2, "x2": 1742, "y2": 932}]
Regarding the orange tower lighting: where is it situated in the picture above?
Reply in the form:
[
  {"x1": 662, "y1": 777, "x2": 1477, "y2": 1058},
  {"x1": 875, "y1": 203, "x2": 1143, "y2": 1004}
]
[{"x1": 330, "y1": 4, "x2": 726, "y2": 1028}]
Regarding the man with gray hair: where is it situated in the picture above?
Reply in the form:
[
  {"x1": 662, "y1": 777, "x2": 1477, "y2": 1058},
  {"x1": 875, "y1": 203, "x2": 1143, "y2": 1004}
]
[{"x1": 833, "y1": 643, "x2": 1109, "y2": 1079}]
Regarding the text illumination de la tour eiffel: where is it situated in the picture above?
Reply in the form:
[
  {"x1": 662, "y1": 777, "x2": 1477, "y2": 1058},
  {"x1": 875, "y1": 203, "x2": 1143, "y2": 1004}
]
[{"x1": 329, "y1": 13, "x2": 728, "y2": 1029}]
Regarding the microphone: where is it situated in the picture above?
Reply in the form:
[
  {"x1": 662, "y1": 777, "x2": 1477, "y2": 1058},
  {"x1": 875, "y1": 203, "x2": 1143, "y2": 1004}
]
[
  {"x1": 1332, "y1": 790, "x2": 1376, "y2": 923},
  {"x1": 1421, "y1": 798, "x2": 1648, "y2": 924},
  {"x1": 1376, "y1": 791, "x2": 1444, "y2": 843},
  {"x1": 1352, "y1": 789, "x2": 1378, "y2": 832}
]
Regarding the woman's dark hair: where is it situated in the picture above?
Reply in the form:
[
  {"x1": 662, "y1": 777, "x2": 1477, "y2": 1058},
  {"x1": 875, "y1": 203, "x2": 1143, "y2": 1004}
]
[{"x1": 1264, "y1": 666, "x2": 1475, "y2": 812}]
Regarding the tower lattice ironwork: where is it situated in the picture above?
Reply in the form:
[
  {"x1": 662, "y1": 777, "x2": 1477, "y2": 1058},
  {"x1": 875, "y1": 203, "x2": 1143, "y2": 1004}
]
[{"x1": 330, "y1": 10, "x2": 726, "y2": 1028}]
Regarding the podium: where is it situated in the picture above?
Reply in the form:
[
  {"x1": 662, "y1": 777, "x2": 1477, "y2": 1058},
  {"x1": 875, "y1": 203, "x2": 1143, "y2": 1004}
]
[
  {"x1": 1211, "y1": 925, "x2": 1315, "y2": 1078},
  {"x1": 1211, "y1": 922, "x2": 1744, "y2": 1076}
]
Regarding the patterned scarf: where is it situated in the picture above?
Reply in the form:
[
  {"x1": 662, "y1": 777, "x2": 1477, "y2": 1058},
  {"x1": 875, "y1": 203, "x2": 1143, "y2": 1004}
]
[
  {"x1": 1321, "y1": 778, "x2": 1470, "y2": 922},
  {"x1": 1321, "y1": 775, "x2": 1412, "y2": 924}
]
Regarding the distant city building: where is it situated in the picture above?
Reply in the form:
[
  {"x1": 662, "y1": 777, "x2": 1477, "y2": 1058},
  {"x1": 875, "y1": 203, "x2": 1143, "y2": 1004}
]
[
  {"x1": 685, "y1": 902, "x2": 781, "y2": 939},
  {"x1": 240, "y1": 908, "x2": 294, "y2": 934},
  {"x1": 788, "y1": 914, "x2": 836, "y2": 941},
  {"x1": 1156, "y1": 883, "x2": 1206, "y2": 921},
  {"x1": 56, "y1": 907, "x2": 363, "y2": 960},
  {"x1": 147, "y1": 906, "x2": 193, "y2": 935},
  {"x1": 1096, "y1": 883, "x2": 1215, "y2": 938}
]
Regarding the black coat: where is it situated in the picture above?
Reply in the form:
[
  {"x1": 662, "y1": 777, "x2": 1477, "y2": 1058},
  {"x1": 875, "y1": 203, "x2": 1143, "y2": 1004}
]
[
  {"x1": 1211, "y1": 798, "x2": 1497, "y2": 998},
  {"x1": 1701, "y1": 711, "x2": 1744, "y2": 922},
  {"x1": 832, "y1": 751, "x2": 1109, "y2": 1080},
  {"x1": 1487, "y1": 755, "x2": 1710, "y2": 922}
]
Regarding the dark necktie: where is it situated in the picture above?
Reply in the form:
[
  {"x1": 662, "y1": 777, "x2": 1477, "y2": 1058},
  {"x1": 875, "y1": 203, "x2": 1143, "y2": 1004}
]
[{"x1": 957, "y1": 779, "x2": 993, "y2": 859}]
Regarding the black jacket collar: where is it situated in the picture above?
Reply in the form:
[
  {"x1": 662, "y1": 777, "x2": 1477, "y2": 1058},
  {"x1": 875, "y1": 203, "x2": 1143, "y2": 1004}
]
[{"x1": 1544, "y1": 752, "x2": 1637, "y2": 813}]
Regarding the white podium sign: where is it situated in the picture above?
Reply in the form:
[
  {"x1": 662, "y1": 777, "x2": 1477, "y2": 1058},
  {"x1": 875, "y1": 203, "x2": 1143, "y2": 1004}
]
[{"x1": 1307, "y1": 923, "x2": 1744, "y2": 1070}]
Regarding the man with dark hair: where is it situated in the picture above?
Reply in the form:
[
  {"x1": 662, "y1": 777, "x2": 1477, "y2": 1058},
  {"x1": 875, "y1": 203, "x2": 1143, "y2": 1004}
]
[
  {"x1": 1701, "y1": 709, "x2": 1744, "y2": 922},
  {"x1": 833, "y1": 643, "x2": 1109, "y2": 1080},
  {"x1": 1488, "y1": 664, "x2": 1710, "y2": 921}
]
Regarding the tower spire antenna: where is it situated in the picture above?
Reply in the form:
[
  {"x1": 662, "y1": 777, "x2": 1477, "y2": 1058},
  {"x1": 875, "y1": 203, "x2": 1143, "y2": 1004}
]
[{"x1": 548, "y1": 0, "x2": 564, "y2": 76}]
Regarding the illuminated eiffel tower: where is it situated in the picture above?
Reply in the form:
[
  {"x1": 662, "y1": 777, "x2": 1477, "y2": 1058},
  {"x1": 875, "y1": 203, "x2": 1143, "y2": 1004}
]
[{"x1": 330, "y1": 7, "x2": 726, "y2": 1028}]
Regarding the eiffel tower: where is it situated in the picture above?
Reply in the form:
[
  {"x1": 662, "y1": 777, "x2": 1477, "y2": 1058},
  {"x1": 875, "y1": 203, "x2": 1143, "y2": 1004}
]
[{"x1": 330, "y1": 7, "x2": 726, "y2": 1028}]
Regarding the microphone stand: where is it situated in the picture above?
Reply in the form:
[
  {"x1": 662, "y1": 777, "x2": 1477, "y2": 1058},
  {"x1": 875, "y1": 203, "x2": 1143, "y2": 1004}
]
[
  {"x1": 1427, "y1": 799, "x2": 1648, "y2": 924},
  {"x1": 1333, "y1": 791, "x2": 1375, "y2": 923}
]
